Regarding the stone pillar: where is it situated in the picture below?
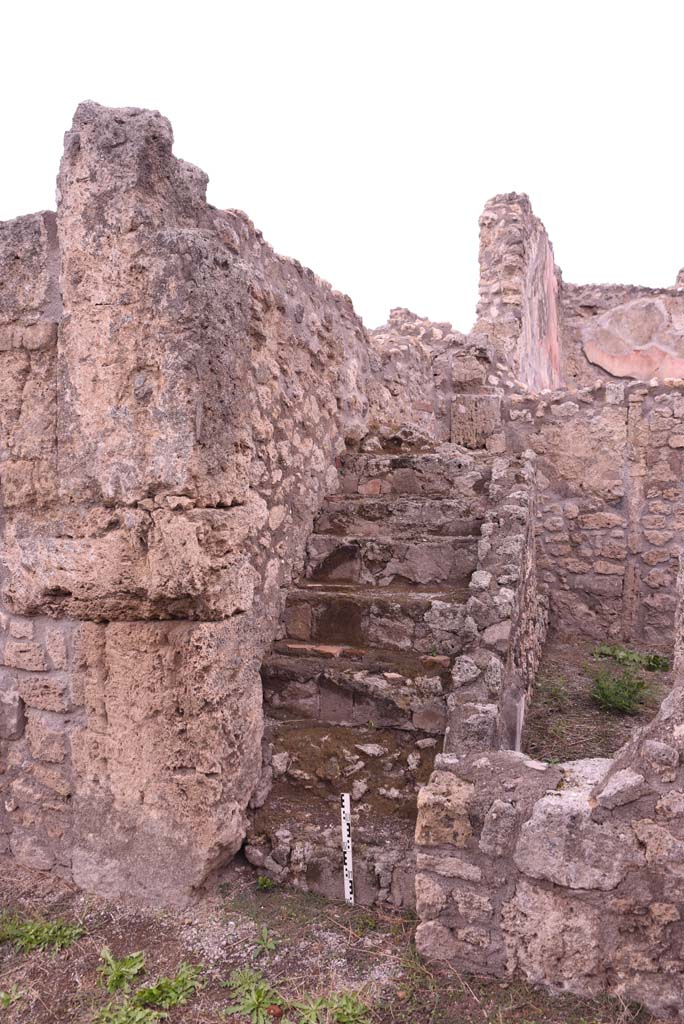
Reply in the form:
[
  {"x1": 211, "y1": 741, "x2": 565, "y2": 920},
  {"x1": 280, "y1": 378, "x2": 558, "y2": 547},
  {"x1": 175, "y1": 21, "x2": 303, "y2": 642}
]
[{"x1": 0, "y1": 102, "x2": 369, "y2": 903}]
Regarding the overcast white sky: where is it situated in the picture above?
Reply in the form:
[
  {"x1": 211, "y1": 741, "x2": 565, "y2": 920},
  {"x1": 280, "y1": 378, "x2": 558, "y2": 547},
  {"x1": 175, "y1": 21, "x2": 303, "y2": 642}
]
[{"x1": 2, "y1": 0, "x2": 682, "y2": 331}]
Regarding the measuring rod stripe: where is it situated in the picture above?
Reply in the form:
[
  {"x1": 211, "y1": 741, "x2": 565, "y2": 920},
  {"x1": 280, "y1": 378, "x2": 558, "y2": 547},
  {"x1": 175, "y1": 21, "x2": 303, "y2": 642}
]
[{"x1": 340, "y1": 793, "x2": 354, "y2": 905}]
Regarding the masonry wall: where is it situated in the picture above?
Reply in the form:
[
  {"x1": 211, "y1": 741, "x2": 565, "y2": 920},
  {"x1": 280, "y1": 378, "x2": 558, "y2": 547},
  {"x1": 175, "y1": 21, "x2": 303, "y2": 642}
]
[
  {"x1": 562, "y1": 283, "x2": 684, "y2": 387},
  {"x1": 502, "y1": 379, "x2": 684, "y2": 644},
  {"x1": 444, "y1": 454, "x2": 547, "y2": 755},
  {"x1": 475, "y1": 192, "x2": 684, "y2": 395},
  {"x1": 0, "y1": 102, "x2": 370, "y2": 903},
  {"x1": 414, "y1": 556, "x2": 684, "y2": 1020},
  {"x1": 474, "y1": 193, "x2": 562, "y2": 392},
  {"x1": 366, "y1": 309, "x2": 459, "y2": 442}
]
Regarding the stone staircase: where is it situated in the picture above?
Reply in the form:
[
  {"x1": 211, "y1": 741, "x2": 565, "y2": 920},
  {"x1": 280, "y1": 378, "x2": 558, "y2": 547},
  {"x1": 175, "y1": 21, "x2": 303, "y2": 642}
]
[{"x1": 244, "y1": 435, "x2": 489, "y2": 907}]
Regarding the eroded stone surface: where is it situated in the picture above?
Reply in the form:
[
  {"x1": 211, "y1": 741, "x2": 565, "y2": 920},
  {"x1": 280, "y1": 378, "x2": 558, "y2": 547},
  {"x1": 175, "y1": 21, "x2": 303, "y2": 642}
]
[
  {"x1": 4, "y1": 106, "x2": 684, "y2": 1016},
  {"x1": 0, "y1": 102, "x2": 370, "y2": 903}
]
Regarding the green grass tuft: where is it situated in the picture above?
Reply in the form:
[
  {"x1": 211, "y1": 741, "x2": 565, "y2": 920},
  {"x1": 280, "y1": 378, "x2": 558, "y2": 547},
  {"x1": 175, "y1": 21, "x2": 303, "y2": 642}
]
[
  {"x1": 255, "y1": 924, "x2": 278, "y2": 957},
  {"x1": 590, "y1": 666, "x2": 650, "y2": 715}
]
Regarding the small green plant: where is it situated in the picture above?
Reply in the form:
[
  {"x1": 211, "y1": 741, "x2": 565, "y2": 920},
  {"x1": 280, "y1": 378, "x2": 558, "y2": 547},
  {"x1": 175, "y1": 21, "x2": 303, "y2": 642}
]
[
  {"x1": 221, "y1": 967, "x2": 265, "y2": 995},
  {"x1": 255, "y1": 924, "x2": 278, "y2": 957},
  {"x1": 325, "y1": 992, "x2": 372, "y2": 1024},
  {"x1": 593, "y1": 643, "x2": 669, "y2": 672},
  {"x1": 256, "y1": 875, "x2": 275, "y2": 892},
  {"x1": 590, "y1": 666, "x2": 649, "y2": 715},
  {"x1": 93, "y1": 1003, "x2": 165, "y2": 1024},
  {"x1": 0, "y1": 912, "x2": 85, "y2": 952},
  {"x1": 294, "y1": 995, "x2": 331, "y2": 1024},
  {"x1": 0, "y1": 984, "x2": 22, "y2": 1008},
  {"x1": 133, "y1": 963, "x2": 203, "y2": 1009},
  {"x1": 290, "y1": 992, "x2": 372, "y2": 1024},
  {"x1": 98, "y1": 947, "x2": 146, "y2": 993},
  {"x1": 223, "y1": 968, "x2": 283, "y2": 1024}
]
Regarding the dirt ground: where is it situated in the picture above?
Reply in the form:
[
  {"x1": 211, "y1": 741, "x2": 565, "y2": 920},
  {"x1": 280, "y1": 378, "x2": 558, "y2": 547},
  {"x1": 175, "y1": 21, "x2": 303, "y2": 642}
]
[
  {"x1": 0, "y1": 855, "x2": 665, "y2": 1024},
  {"x1": 523, "y1": 636, "x2": 673, "y2": 762}
]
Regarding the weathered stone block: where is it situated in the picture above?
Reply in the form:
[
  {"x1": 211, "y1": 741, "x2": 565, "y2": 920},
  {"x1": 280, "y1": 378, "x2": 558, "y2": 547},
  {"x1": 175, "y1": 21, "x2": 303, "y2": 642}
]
[
  {"x1": 26, "y1": 712, "x2": 67, "y2": 764},
  {"x1": 2, "y1": 639, "x2": 47, "y2": 672},
  {"x1": 502, "y1": 881, "x2": 602, "y2": 993},
  {"x1": 415, "y1": 771, "x2": 474, "y2": 847},
  {"x1": 514, "y1": 788, "x2": 644, "y2": 890},
  {"x1": 0, "y1": 688, "x2": 25, "y2": 740},
  {"x1": 415, "y1": 920, "x2": 459, "y2": 960},
  {"x1": 479, "y1": 799, "x2": 518, "y2": 857},
  {"x1": 451, "y1": 395, "x2": 501, "y2": 449},
  {"x1": 17, "y1": 676, "x2": 70, "y2": 713},
  {"x1": 9, "y1": 830, "x2": 55, "y2": 871}
]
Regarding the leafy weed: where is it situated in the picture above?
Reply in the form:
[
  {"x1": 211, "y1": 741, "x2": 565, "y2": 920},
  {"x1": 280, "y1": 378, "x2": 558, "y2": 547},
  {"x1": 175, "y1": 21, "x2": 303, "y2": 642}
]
[
  {"x1": 98, "y1": 947, "x2": 146, "y2": 993},
  {"x1": 0, "y1": 984, "x2": 22, "y2": 1008},
  {"x1": 593, "y1": 643, "x2": 669, "y2": 672},
  {"x1": 223, "y1": 968, "x2": 283, "y2": 1023},
  {"x1": 255, "y1": 925, "x2": 278, "y2": 957},
  {"x1": 0, "y1": 912, "x2": 85, "y2": 953},
  {"x1": 132, "y1": 963, "x2": 203, "y2": 1009},
  {"x1": 93, "y1": 1002, "x2": 166, "y2": 1023}
]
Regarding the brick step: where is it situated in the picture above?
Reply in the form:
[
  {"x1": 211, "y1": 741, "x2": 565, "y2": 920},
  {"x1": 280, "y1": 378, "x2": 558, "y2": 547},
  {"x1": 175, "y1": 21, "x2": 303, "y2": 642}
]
[
  {"x1": 283, "y1": 585, "x2": 471, "y2": 655},
  {"x1": 245, "y1": 722, "x2": 434, "y2": 908},
  {"x1": 337, "y1": 447, "x2": 489, "y2": 500},
  {"x1": 304, "y1": 534, "x2": 477, "y2": 587},
  {"x1": 262, "y1": 647, "x2": 449, "y2": 732},
  {"x1": 315, "y1": 496, "x2": 483, "y2": 539}
]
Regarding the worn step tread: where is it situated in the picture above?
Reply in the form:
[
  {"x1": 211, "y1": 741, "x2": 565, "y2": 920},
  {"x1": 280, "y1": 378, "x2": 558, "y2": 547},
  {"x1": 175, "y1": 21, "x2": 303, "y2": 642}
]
[
  {"x1": 288, "y1": 582, "x2": 469, "y2": 601},
  {"x1": 307, "y1": 533, "x2": 478, "y2": 548},
  {"x1": 269, "y1": 640, "x2": 451, "y2": 674},
  {"x1": 315, "y1": 496, "x2": 484, "y2": 539},
  {"x1": 304, "y1": 533, "x2": 477, "y2": 588},
  {"x1": 323, "y1": 492, "x2": 482, "y2": 501}
]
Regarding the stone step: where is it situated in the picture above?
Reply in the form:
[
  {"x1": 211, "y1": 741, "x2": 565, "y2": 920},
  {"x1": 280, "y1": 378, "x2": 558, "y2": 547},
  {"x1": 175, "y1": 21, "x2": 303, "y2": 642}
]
[
  {"x1": 315, "y1": 496, "x2": 483, "y2": 539},
  {"x1": 262, "y1": 646, "x2": 449, "y2": 732},
  {"x1": 245, "y1": 721, "x2": 434, "y2": 908},
  {"x1": 283, "y1": 585, "x2": 472, "y2": 655},
  {"x1": 337, "y1": 447, "x2": 489, "y2": 499},
  {"x1": 304, "y1": 533, "x2": 477, "y2": 587},
  {"x1": 271, "y1": 639, "x2": 451, "y2": 671}
]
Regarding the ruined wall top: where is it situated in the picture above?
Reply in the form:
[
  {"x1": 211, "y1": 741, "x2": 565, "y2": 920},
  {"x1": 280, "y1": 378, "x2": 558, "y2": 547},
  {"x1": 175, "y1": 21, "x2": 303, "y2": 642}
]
[
  {"x1": 474, "y1": 193, "x2": 562, "y2": 393},
  {"x1": 474, "y1": 192, "x2": 684, "y2": 393}
]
